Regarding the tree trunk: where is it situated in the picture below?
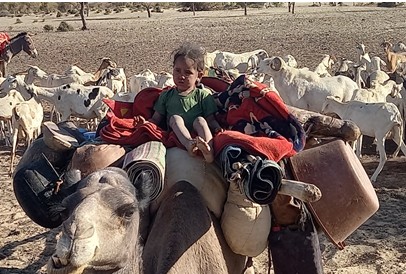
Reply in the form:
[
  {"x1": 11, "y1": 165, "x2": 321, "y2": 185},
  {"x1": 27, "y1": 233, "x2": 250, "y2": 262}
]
[
  {"x1": 146, "y1": 5, "x2": 151, "y2": 18},
  {"x1": 192, "y1": 3, "x2": 195, "y2": 16},
  {"x1": 80, "y1": 2, "x2": 88, "y2": 30},
  {"x1": 244, "y1": 3, "x2": 247, "y2": 16}
]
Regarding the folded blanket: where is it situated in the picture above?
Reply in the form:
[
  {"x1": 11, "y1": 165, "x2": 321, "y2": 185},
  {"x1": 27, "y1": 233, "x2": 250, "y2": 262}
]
[
  {"x1": 214, "y1": 130, "x2": 295, "y2": 162},
  {"x1": 122, "y1": 141, "x2": 166, "y2": 201},
  {"x1": 220, "y1": 145, "x2": 282, "y2": 204}
]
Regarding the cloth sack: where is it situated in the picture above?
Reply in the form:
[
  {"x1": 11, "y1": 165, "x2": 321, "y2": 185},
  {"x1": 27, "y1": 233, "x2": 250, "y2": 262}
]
[{"x1": 221, "y1": 179, "x2": 271, "y2": 257}]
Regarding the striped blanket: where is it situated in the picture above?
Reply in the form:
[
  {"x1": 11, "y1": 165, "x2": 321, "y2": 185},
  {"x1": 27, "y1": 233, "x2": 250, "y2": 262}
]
[{"x1": 122, "y1": 141, "x2": 166, "y2": 201}]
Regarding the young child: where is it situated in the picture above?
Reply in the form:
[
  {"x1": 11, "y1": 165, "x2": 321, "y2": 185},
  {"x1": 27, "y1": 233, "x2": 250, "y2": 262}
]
[{"x1": 149, "y1": 42, "x2": 222, "y2": 163}]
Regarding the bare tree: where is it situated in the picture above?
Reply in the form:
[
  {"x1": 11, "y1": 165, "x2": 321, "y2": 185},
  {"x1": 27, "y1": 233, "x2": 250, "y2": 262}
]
[
  {"x1": 192, "y1": 3, "x2": 195, "y2": 16},
  {"x1": 244, "y1": 2, "x2": 247, "y2": 16},
  {"x1": 80, "y1": 2, "x2": 88, "y2": 30},
  {"x1": 144, "y1": 3, "x2": 152, "y2": 18}
]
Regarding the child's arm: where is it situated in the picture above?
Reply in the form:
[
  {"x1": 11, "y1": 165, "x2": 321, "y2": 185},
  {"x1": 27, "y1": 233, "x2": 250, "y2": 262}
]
[
  {"x1": 149, "y1": 111, "x2": 163, "y2": 125},
  {"x1": 206, "y1": 114, "x2": 223, "y2": 133}
]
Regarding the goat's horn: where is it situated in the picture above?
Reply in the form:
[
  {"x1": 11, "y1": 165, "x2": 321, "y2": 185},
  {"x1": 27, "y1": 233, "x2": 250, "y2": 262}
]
[{"x1": 12, "y1": 70, "x2": 28, "y2": 75}]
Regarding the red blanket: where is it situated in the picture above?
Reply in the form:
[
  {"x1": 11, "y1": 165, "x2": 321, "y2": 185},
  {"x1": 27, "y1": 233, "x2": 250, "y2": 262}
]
[
  {"x1": 99, "y1": 76, "x2": 305, "y2": 162},
  {"x1": 0, "y1": 32, "x2": 10, "y2": 53}
]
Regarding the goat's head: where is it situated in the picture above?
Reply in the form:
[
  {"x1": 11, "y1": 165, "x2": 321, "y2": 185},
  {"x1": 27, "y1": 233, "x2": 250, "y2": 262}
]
[
  {"x1": 28, "y1": 65, "x2": 47, "y2": 78},
  {"x1": 256, "y1": 50, "x2": 269, "y2": 60},
  {"x1": 256, "y1": 58, "x2": 271, "y2": 74},
  {"x1": 100, "y1": 58, "x2": 117, "y2": 70},
  {"x1": 0, "y1": 75, "x2": 18, "y2": 94},
  {"x1": 321, "y1": 95, "x2": 341, "y2": 115},
  {"x1": 321, "y1": 54, "x2": 335, "y2": 68},
  {"x1": 380, "y1": 40, "x2": 392, "y2": 51},
  {"x1": 355, "y1": 43, "x2": 366, "y2": 55}
]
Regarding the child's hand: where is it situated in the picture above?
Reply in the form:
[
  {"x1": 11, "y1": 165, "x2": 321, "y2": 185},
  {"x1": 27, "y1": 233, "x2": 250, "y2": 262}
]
[{"x1": 214, "y1": 127, "x2": 224, "y2": 134}]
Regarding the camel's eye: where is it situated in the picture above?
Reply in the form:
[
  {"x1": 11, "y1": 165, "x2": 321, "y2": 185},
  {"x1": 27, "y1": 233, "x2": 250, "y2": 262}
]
[{"x1": 116, "y1": 204, "x2": 136, "y2": 221}]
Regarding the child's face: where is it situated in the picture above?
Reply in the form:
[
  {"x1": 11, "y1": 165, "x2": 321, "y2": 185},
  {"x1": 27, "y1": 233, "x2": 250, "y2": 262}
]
[{"x1": 173, "y1": 56, "x2": 203, "y2": 93}]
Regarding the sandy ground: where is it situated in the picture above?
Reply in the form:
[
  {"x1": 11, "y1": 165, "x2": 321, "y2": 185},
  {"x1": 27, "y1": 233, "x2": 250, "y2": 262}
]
[{"x1": 0, "y1": 4, "x2": 405, "y2": 274}]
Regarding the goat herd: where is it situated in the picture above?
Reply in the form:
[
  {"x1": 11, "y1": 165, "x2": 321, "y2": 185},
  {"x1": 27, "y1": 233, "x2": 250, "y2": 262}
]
[{"x1": 1, "y1": 41, "x2": 406, "y2": 182}]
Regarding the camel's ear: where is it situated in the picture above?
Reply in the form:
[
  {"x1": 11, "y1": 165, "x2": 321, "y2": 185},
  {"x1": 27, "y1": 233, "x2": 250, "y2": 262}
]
[{"x1": 132, "y1": 171, "x2": 153, "y2": 210}]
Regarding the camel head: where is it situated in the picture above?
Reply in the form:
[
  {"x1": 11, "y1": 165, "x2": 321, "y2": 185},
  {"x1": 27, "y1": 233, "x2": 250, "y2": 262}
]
[{"x1": 47, "y1": 167, "x2": 152, "y2": 274}]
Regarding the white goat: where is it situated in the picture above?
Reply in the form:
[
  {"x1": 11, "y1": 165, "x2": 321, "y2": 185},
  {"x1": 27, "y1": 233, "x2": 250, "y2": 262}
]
[
  {"x1": 204, "y1": 50, "x2": 221, "y2": 71},
  {"x1": 356, "y1": 43, "x2": 371, "y2": 65},
  {"x1": 368, "y1": 56, "x2": 389, "y2": 88},
  {"x1": 351, "y1": 79, "x2": 402, "y2": 103},
  {"x1": 213, "y1": 49, "x2": 269, "y2": 71},
  {"x1": 0, "y1": 90, "x2": 25, "y2": 146},
  {"x1": 66, "y1": 58, "x2": 117, "y2": 80},
  {"x1": 256, "y1": 57, "x2": 359, "y2": 112},
  {"x1": 314, "y1": 54, "x2": 335, "y2": 77},
  {"x1": 0, "y1": 75, "x2": 114, "y2": 123},
  {"x1": 24, "y1": 65, "x2": 95, "y2": 86},
  {"x1": 129, "y1": 70, "x2": 174, "y2": 96},
  {"x1": 9, "y1": 96, "x2": 43, "y2": 175},
  {"x1": 322, "y1": 96, "x2": 406, "y2": 183},
  {"x1": 156, "y1": 71, "x2": 175, "y2": 89},
  {"x1": 97, "y1": 67, "x2": 127, "y2": 93}
]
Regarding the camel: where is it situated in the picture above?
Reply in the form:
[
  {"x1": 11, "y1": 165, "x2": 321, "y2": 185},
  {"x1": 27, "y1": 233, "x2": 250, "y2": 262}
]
[
  {"x1": 47, "y1": 167, "x2": 148, "y2": 274},
  {"x1": 46, "y1": 167, "x2": 247, "y2": 274}
]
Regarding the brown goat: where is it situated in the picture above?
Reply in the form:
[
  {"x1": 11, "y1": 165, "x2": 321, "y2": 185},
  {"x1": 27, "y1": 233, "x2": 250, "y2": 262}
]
[{"x1": 381, "y1": 41, "x2": 406, "y2": 74}]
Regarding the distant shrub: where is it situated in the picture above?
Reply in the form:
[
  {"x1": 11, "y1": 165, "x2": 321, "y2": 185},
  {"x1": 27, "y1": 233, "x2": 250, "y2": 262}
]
[
  {"x1": 104, "y1": 8, "x2": 112, "y2": 15},
  {"x1": 15, "y1": 18, "x2": 22, "y2": 24},
  {"x1": 56, "y1": 11, "x2": 62, "y2": 17},
  {"x1": 377, "y1": 2, "x2": 398, "y2": 7},
  {"x1": 113, "y1": 7, "x2": 124, "y2": 13},
  {"x1": 43, "y1": 24, "x2": 53, "y2": 32},
  {"x1": 0, "y1": 11, "x2": 11, "y2": 17},
  {"x1": 41, "y1": 18, "x2": 45, "y2": 22},
  {"x1": 33, "y1": 19, "x2": 38, "y2": 23},
  {"x1": 57, "y1": 21, "x2": 74, "y2": 32},
  {"x1": 152, "y1": 6, "x2": 163, "y2": 13},
  {"x1": 271, "y1": 2, "x2": 284, "y2": 7}
]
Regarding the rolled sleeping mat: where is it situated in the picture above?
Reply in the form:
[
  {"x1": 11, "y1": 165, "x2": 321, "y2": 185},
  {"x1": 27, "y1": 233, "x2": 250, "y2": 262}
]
[
  {"x1": 122, "y1": 141, "x2": 166, "y2": 201},
  {"x1": 219, "y1": 145, "x2": 282, "y2": 205}
]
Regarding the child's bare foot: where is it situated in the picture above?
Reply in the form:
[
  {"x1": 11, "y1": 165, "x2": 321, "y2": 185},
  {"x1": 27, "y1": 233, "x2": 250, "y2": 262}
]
[
  {"x1": 195, "y1": 136, "x2": 214, "y2": 163},
  {"x1": 186, "y1": 139, "x2": 198, "y2": 157}
]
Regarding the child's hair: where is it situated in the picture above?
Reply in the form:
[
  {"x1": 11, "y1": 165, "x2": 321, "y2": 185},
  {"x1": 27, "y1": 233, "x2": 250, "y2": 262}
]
[{"x1": 172, "y1": 42, "x2": 206, "y2": 72}]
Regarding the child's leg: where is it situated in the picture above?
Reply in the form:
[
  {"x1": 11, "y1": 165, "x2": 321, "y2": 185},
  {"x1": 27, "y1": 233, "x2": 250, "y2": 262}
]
[
  {"x1": 193, "y1": 117, "x2": 214, "y2": 163},
  {"x1": 169, "y1": 115, "x2": 197, "y2": 156}
]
